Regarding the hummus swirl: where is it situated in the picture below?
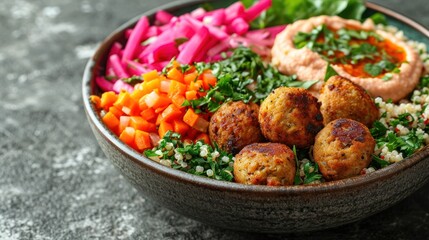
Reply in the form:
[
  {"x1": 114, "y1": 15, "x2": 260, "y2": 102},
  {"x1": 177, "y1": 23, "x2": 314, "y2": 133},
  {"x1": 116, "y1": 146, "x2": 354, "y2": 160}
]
[{"x1": 271, "y1": 15, "x2": 423, "y2": 102}]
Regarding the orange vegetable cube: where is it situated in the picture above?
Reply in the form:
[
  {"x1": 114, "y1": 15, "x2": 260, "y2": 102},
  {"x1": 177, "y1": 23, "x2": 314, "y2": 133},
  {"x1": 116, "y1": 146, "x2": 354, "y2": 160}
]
[
  {"x1": 130, "y1": 116, "x2": 157, "y2": 132},
  {"x1": 109, "y1": 106, "x2": 124, "y2": 118},
  {"x1": 188, "y1": 80, "x2": 203, "y2": 91},
  {"x1": 141, "y1": 78, "x2": 161, "y2": 94},
  {"x1": 185, "y1": 90, "x2": 198, "y2": 100},
  {"x1": 168, "y1": 80, "x2": 187, "y2": 98},
  {"x1": 119, "y1": 127, "x2": 135, "y2": 145},
  {"x1": 141, "y1": 108, "x2": 157, "y2": 121},
  {"x1": 160, "y1": 104, "x2": 184, "y2": 123},
  {"x1": 171, "y1": 94, "x2": 186, "y2": 109},
  {"x1": 145, "y1": 91, "x2": 171, "y2": 109},
  {"x1": 195, "y1": 133, "x2": 211, "y2": 145},
  {"x1": 159, "y1": 79, "x2": 171, "y2": 93},
  {"x1": 90, "y1": 95, "x2": 101, "y2": 109},
  {"x1": 119, "y1": 116, "x2": 131, "y2": 133},
  {"x1": 143, "y1": 70, "x2": 159, "y2": 82},
  {"x1": 113, "y1": 91, "x2": 135, "y2": 109},
  {"x1": 202, "y1": 72, "x2": 217, "y2": 90},
  {"x1": 102, "y1": 112, "x2": 120, "y2": 132},
  {"x1": 134, "y1": 130, "x2": 152, "y2": 151},
  {"x1": 184, "y1": 72, "x2": 198, "y2": 84},
  {"x1": 158, "y1": 121, "x2": 173, "y2": 139},
  {"x1": 130, "y1": 88, "x2": 145, "y2": 102},
  {"x1": 183, "y1": 108, "x2": 209, "y2": 133},
  {"x1": 100, "y1": 91, "x2": 118, "y2": 111},
  {"x1": 173, "y1": 119, "x2": 190, "y2": 136},
  {"x1": 167, "y1": 67, "x2": 184, "y2": 82}
]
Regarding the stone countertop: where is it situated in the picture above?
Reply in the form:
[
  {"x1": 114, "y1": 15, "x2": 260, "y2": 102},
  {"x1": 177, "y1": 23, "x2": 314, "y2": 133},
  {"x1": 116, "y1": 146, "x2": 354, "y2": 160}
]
[{"x1": 1, "y1": 0, "x2": 428, "y2": 239}]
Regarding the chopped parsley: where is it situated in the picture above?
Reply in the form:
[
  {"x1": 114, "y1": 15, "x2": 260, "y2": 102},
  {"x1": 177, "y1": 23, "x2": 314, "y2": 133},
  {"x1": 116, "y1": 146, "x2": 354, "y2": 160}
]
[
  {"x1": 293, "y1": 146, "x2": 323, "y2": 185},
  {"x1": 144, "y1": 131, "x2": 235, "y2": 181},
  {"x1": 184, "y1": 47, "x2": 316, "y2": 112},
  {"x1": 122, "y1": 75, "x2": 143, "y2": 85}
]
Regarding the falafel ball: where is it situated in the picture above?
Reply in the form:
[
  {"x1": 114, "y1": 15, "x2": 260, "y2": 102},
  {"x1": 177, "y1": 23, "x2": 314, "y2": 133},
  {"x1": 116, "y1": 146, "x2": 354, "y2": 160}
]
[
  {"x1": 319, "y1": 76, "x2": 379, "y2": 127},
  {"x1": 233, "y1": 143, "x2": 296, "y2": 186},
  {"x1": 209, "y1": 101, "x2": 264, "y2": 154},
  {"x1": 313, "y1": 118, "x2": 375, "y2": 181},
  {"x1": 258, "y1": 87, "x2": 324, "y2": 148}
]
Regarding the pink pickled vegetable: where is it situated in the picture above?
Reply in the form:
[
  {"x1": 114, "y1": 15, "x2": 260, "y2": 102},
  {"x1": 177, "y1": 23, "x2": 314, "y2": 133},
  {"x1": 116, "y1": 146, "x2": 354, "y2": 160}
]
[
  {"x1": 96, "y1": 0, "x2": 279, "y2": 92},
  {"x1": 110, "y1": 54, "x2": 129, "y2": 79},
  {"x1": 177, "y1": 26, "x2": 210, "y2": 64},
  {"x1": 126, "y1": 60, "x2": 150, "y2": 76},
  {"x1": 96, "y1": 76, "x2": 114, "y2": 92},
  {"x1": 155, "y1": 10, "x2": 174, "y2": 25},
  {"x1": 122, "y1": 16, "x2": 149, "y2": 62},
  {"x1": 244, "y1": 0, "x2": 272, "y2": 22},
  {"x1": 225, "y1": 2, "x2": 246, "y2": 23},
  {"x1": 113, "y1": 80, "x2": 134, "y2": 93},
  {"x1": 229, "y1": 17, "x2": 249, "y2": 35}
]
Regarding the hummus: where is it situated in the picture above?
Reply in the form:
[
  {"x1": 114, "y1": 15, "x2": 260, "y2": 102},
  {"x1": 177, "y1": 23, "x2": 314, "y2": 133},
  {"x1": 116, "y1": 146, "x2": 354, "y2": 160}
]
[{"x1": 271, "y1": 15, "x2": 423, "y2": 102}]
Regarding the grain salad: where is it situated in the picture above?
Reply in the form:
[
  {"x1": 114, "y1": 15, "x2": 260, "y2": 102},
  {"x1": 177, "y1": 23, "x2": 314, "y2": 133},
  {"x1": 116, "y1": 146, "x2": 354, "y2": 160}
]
[{"x1": 365, "y1": 24, "x2": 429, "y2": 171}]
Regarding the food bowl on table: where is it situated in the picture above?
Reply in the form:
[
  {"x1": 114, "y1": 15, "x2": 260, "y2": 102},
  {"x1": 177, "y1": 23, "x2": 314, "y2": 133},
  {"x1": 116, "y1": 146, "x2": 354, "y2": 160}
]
[{"x1": 82, "y1": 0, "x2": 429, "y2": 233}]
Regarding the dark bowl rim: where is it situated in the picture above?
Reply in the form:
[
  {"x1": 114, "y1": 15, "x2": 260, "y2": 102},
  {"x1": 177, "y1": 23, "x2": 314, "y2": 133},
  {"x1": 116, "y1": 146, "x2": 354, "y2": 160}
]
[{"x1": 82, "y1": 0, "x2": 429, "y2": 195}]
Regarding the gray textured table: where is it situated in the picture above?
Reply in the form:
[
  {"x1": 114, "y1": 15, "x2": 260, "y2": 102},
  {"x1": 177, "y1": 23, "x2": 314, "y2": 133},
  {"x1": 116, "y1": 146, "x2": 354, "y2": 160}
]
[{"x1": 1, "y1": 0, "x2": 428, "y2": 239}]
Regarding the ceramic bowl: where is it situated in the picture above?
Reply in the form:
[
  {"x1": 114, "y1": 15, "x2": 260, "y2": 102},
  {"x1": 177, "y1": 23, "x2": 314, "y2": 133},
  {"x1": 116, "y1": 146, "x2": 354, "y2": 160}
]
[{"x1": 82, "y1": 0, "x2": 429, "y2": 233}]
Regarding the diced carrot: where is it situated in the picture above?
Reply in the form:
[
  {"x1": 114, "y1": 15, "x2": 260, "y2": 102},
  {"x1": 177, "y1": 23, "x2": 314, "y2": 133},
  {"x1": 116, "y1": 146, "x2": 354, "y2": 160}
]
[
  {"x1": 109, "y1": 106, "x2": 123, "y2": 118},
  {"x1": 102, "y1": 112, "x2": 119, "y2": 133},
  {"x1": 159, "y1": 79, "x2": 171, "y2": 93},
  {"x1": 184, "y1": 127, "x2": 199, "y2": 141},
  {"x1": 130, "y1": 116, "x2": 157, "y2": 132},
  {"x1": 119, "y1": 127, "x2": 135, "y2": 145},
  {"x1": 171, "y1": 94, "x2": 186, "y2": 109},
  {"x1": 185, "y1": 90, "x2": 198, "y2": 100},
  {"x1": 171, "y1": 60, "x2": 181, "y2": 68},
  {"x1": 143, "y1": 70, "x2": 159, "y2": 82},
  {"x1": 130, "y1": 88, "x2": 145, "y2": 101},
  {"x1": 121, "y1": 102, "x2": 140, "y2": 116},
  {"x1": 113, "y1": 91, "x2": 134, "y2": 109},
  {"x1": 138, "y1": 96, "x2": 148, "y2": 111},
  {"x1": 134, "y1": 130, "x2": 152, "y2": 151},
  {"x1": 156, "y1": 113, "x2": 163, "y2": 125},
  {"x1": 160, "y1": 104, "x2": 184, "y2": 122},
  {"x1": 183, "y1": 108, "x2": 209, "y2": 132},
  {"x1": 202, "y1": 72, "x2": 217, "y2": 90},
  {"x1": 100, "y1": 91, "x2": 118, "y2": 111},
  {"x1": 168, "y1": 80, "x2": 187, "y2": 98},
  {"x1": 141, "y1": 78, "x2": 161, "y2": 94},
  {"x1": 119, "y1": 116, "x2": 131, "y2": 133},
  {"x1": 197, "y1": 91, "x2": 207, "y2": 98},
  {"x1": 141, "y1": 108, "x2": 156, "y2": 121},
  {"x1": 188, "y1": 80, "x2": 203, "y2": 91},
  {"x1": 167, "y1": 67, "x2": 184, "y2": 82},
  {"x1": 158, "y1": 121, "x2": 173, "y2": 139},
  {"x1": 184, "y1": 72, "x2": 198, "y2": 84},
  {"x1": 195, "y1": 132, "x2": 210, "y2": 145},
  {"x1": 145, "y1": 91, "x2": 171, "y2": 109},
  {"x1": 90, "y1": 95, "x2": 101, "y2": 109},
  {"x1": 154, "y1": 105, "x2": 169, "y2": 114},
  {"x1": 173, "y1": 119, "x2": 190, "y2": 136}
]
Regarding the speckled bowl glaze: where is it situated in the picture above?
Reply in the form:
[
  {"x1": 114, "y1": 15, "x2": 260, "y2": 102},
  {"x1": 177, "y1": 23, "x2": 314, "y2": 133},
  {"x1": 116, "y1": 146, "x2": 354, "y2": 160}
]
[{"x1": 82, "y1": 0, "x2": 429, "y2": 233}]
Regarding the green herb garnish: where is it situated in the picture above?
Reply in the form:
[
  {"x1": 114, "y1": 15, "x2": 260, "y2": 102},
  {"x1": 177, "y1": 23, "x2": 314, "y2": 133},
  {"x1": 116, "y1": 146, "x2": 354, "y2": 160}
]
[
  {"x1": 293, "y1": 146, "x2": 322, "y2": 185},
  {"x1": 242, "y1": 0, "x2": 365, "y2": 29},
  {"x1": 324, "y1": 63, "x2": 339, "y2": 81},
  {"x1": 186, "y1": 47, "x2": 316, "y2": 112},
  {"x1": 144, "y1": 131, "x2": 235, "y2": 181},
  {"x1": 122, "y1": 75, "x2": 143, "y2": 85}
]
